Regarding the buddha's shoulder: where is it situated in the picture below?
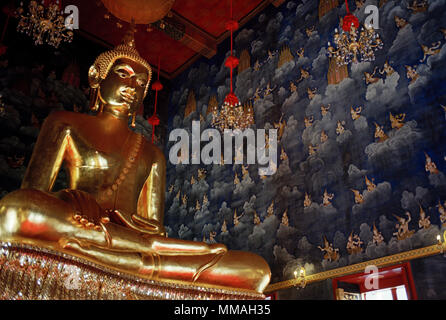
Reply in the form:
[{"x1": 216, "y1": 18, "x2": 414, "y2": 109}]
[
  {"x1": 139, "y1": 136, "x2": 166, "y2": 162},
  {"x1": 44, "y1": 110, "x2": 95, "y2": 127}
]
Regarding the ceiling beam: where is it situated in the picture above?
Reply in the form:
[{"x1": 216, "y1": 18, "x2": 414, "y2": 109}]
[{"x1": 169, "y1": 11, "x2": 217, "y2": 59}]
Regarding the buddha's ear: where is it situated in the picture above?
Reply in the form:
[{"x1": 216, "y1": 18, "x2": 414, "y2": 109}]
[
  {"x1": 88, "y1": 65, "x2": 101, "y2": 89},
  {"x1": 89, "y1": 87, "x2": 100, "y2": 112}
]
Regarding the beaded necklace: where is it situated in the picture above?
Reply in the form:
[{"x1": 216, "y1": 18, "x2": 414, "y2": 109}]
[{"x1": 101, "y1": 133, "x2": 143, "y2": 199}]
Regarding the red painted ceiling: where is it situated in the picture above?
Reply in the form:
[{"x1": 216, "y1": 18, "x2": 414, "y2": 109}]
[
  {"x1": 70, "y1": 0, "x2": 269, "y2": 78},
  {"x1": 172, "y1": 0, "x2": 264, "y2": 38}
]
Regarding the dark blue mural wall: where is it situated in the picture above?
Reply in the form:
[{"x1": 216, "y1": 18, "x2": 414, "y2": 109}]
[{"x1": 164, "y1": 0, "x2": 446, "y2": 288}]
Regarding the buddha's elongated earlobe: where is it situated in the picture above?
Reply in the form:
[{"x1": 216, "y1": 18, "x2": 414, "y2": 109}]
[
  {"x1": 89, "y1": 87, "x2": 99, "y2": 112},
  {"x1": 131, "y1": 112, "x2": 136, "y2": 127}
]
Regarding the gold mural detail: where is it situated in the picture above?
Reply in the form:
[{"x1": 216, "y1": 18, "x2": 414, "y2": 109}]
[
  {"x1": 184, "y1": 90, "x2": 196, "y2": 119},
  {"x1": 206, "y1": 95, "x2": 218, "y2": 115},
  {"x1": 277, "y1": 45, "x2": 294, "y2": 69},
  {"x1": 238, "y1": 49, "x2": 251, "y2": 74},
  {"x1": 318, "y1": 0, "x2": 338, "y2": 20},
  {"x1": 327, "y1": 57, "x2": 349, "y2": 85}
]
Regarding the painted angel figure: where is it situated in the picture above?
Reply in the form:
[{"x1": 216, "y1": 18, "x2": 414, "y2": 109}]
[
  {"x1": 308, "y1": 144, "x2": 318, "y2": 156},
  {"x1": 425, "y1": 152, "x2": 439, "y2": 175},
  {"x1": 281, "y1": 210, "x2": 289, "y2": 226},
  {"x1": 253, "y1": 211, "x2": 261, "y2": 225},
  {"x1": 264, "y1": 83, "x2": 276, "y2": 96},
  {"x1": 304, "y1": 193, "x2": 312, "y2": 208},
  {"x1": 346, "y1": 232, "x2": 363, "y2": 255},
  {"x1": 390, "y1": 112, "x2": 406, "y2": 129},
  {"x1": 297, "y1": 67, "x2": 309, "y2": 82},
  {"x1": 420, "y1": 42, "x2": 442, "y2": 63},
  {"x1": 365, "y1": 176, "x2": 376, "y2": 192},
  {"x1": 418, "y1": 206, "x2": 431, "y2": 230},
  {"x1": 374, "y1": 123, "x2": 389, "y2": 142},
  {"x1": 274, "y1": 114, "x2": 286, "y2": 141},
  {"x1": 364, "y1": 67, "x2": 380, "y2": 85},
  {"x1": 234, "y1": 172, "x2": 240, "y2": 185},
  {"x1": 437, "y1": 201, "x2": 446, "y2": 227},
  {"x1": 318, "y1": 236, "x2": 340, "y2": 262},
  {"x1": 307, "y1": 88, "x2": 317, "y2": 100},
  {"x1": 305, "y1": 26, "x2": 315, "y2": 38},
  {"x1": 267, "y1": 201, "x2": 274, "y2": 217},
  {"x1": 233, "y1": 209, "x2": 243, "y2": 226},
  {"x1": 202, "y1": 194, "x2": 209, "y2": 206},
  {"x1": 197, "y1": 168, "x2": 207, "y2": 180},
  {"x1": 296, "y1": 48, "x2": 305, "y2": 58},
  {"x1": 209, "y1": 231, "x2": 217, "y2": 242},
  {"x1": 351, "y1": 106, "x2": 362, "y2": 120},
  {"x1": 181, "y1": 194, "x2": 188, "y2": 207},
  {"x1": 241, "y1": 165, "x2": 250, "y2": 179},
  {"x1": 321, "y1": 104, "x2": 330, "y2": 116},
  {"x1": 304, "y1": 116, "x2": 314, "y2": 128},
  {"x1": 372, "y1": 223, "x2": 384, "y2": 245},
  {"x1": 253, "y1": 87, "x2": 262, "y2": 101},
  {"x1": 379, "y1": 61, "x2": 395, "y2": 77},
  {"x1": 393, "y1": 212, "x2": 415, "y2": 240},
  {"x1": 254, "y1": 60, "x2": 261, "y2": 71},
  {"x1": 407, "y1": 0, "x2": 428, "y2": 12},
  {"x1": 336, "y1": 121, "x2": 345, "y2": 135},
  {"x1": 351, "y1": 189, "x2": 364, "y2": 204},
  {"x1": 405, "y1": 65, "x2": 419, "y2": 83},
  {"x1": 221, "y1": 220, "x2": 228, "y2": 233},
  {"x1": 280, "y1": 148, "x2": 288, "y2": 161},
  {"x1": 322, "y1": 189, "x2": 334, "y2": 207},
  {"x1": 394, "y1": 16, "x2": 408, "y2": 29}
]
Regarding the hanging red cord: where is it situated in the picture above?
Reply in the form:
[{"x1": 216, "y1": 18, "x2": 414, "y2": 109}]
[
  {"x1": 342, "y1": 0, "x2": 359, "y2": 32},
  {"x1": 148, "y1": 56, "x2": 162, "y2": 143},
  {"x1": 223, "y1": 0, "x2": 239, "y2": 106}
]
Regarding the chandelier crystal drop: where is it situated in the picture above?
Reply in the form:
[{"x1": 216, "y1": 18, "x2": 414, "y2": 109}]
[
  {"x1": 327, "y1": 0, "x2": 383, "y2": 66},
  {"x1": 16, "y1": 0, "x2": 74, "y2": 48},
  {"x1": 211, "y1": 0, "x2": 255, "y2": 132}
]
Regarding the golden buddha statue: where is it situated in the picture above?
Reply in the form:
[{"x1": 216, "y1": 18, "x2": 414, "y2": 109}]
[{"x1": 0, "y1": 31, "x2": 270, "y2": 294}]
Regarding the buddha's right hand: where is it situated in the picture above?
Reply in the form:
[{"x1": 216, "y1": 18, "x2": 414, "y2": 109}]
[{"x1": 57, "y1": 189, "x2": 110, "y2": 231}]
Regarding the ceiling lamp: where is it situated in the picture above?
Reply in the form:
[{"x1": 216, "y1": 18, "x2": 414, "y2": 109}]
[
  {"x1": 100, "y1": 0, "x2": 175, "y2": 24},
  {"x1": 16, "y1": 0, "x2": 74, "y2": 48},
  {"x1": 327, "y1": 0, "x2": 383, "y2": 66},
  {"x1": 211, "y1": 0, "x2": 254, "y2": 132}
]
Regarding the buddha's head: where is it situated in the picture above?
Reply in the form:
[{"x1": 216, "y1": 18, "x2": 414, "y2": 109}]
[{"x1": 88, "y1": 29, "x2": 152, "y2": 118}]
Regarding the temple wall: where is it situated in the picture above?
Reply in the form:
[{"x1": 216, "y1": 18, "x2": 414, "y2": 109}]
[{"x1": 165, "y1": 0, "x2": 446, "y2": 298}]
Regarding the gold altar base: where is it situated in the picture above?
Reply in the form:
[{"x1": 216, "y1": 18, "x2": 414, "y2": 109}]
[{"x1": 0, "y1": 242, "x2": 265, "y2": 300}]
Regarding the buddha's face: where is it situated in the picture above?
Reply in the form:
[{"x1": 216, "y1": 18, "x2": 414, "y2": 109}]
[{"x1": 99, "y1": 58, "x2": 149, "y2": 114}]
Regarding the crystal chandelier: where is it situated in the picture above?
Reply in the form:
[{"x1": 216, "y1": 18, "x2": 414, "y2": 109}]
[
  {"x1": 16, "y1": 0, "x2": 74, "y2": 48},
  {"x1": 211, "y1": 0, "x2": 254, "y2": 132},
  {"x1": 327, "y1": 0, "x2": 383, "y2": 66}
]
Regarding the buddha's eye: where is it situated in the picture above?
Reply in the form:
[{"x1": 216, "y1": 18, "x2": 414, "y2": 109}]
[{"x1": 115, "y1": 69, "x2": 130, "y2": 79}]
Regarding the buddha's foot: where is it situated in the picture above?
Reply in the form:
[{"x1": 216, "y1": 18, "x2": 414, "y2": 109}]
[
  {"x1": 192, "y1": 249, "x2": 226, "y2": 282},
  {"x1": 209, "y1": 243, "x2": 227, "y2": 255},
  {"x1": 59, "y1": 237, "x2": 93, "y2": 251}
]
